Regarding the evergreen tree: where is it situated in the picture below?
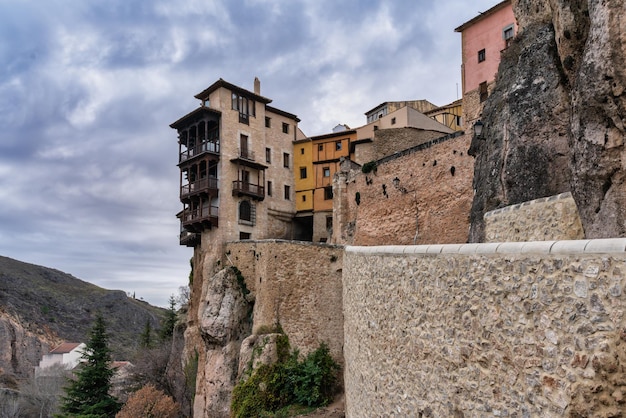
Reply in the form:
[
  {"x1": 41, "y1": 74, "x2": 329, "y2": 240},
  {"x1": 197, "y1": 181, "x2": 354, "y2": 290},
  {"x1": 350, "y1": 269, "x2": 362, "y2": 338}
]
[
  {"x1": 140, "y1": 319, "x2": 153, "y2": 349},
  {"x1": 159, "y1": 295, "x2": 178, "y2": 342},
  {"x1": 59, "y1": 314, "x2": 121, "y2": 417}
]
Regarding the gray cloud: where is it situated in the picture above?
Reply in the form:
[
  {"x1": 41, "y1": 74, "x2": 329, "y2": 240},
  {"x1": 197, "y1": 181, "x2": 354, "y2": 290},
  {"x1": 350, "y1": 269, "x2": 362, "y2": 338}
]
[{"x1": 0, "y1": 0, "x2": 499, "y2": 306}]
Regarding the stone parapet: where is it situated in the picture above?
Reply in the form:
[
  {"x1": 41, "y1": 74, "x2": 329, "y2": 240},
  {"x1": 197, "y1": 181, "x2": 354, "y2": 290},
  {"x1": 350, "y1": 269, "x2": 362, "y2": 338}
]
[
  {"x1": 344, "y1": 238, "x2": 626, "y2": 417},
  {"x1": 484, "y1": 192, "x2": 585, "y2": 242}
]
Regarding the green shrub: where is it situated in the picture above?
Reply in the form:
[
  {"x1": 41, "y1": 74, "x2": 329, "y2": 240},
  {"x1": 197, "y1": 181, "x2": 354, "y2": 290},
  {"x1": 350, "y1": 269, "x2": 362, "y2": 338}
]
[
  {"x1": 231, "y1": 342, "x2": 340, "y2": 417},
  {"x1": 361, "y1": 161, "x2": 377, "y2": 174}
]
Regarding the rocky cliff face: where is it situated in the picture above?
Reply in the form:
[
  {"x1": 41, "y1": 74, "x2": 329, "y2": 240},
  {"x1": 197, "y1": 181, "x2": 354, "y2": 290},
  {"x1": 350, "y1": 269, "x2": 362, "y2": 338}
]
[{"x1": 469, "y1": 0, "x2": 626, "y2": 240}]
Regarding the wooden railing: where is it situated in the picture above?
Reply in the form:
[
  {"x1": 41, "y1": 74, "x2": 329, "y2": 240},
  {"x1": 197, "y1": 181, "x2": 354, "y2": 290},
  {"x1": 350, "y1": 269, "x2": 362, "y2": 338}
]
[
  {"x1": 180, "y1": 177, "x2": 219, "y2": 198},
  {"x1": 232, "y1": 180, "x2": 264, "y2": 199},
  {"x1": 179, "y1": 140, "x2": 220, "y2": 163},
  {"x1": 181, "y1": 205, "x2": 219, "y2": 224}
]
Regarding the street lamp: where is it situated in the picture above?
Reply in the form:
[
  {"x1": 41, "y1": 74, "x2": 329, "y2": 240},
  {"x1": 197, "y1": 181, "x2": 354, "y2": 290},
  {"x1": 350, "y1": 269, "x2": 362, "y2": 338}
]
[{"x1": 473, "y1": 120, "x2": 484, "y2": 139}]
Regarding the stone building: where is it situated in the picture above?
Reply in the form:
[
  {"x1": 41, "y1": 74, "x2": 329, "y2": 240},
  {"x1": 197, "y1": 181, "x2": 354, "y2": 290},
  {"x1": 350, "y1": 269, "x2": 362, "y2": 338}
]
[
  {"x1": 170, "y1": 78, "x2": 301, "y2": 247},
  {"x1": 455, "y1": 0, "x2": 517, "y2": 130}
]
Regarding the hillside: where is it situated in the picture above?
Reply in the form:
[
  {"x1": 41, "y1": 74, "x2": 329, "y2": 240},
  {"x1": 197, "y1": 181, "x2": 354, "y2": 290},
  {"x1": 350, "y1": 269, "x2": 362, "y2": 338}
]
[{"x1": 0, "y1": 255, "x2": 166, "y2": 384}]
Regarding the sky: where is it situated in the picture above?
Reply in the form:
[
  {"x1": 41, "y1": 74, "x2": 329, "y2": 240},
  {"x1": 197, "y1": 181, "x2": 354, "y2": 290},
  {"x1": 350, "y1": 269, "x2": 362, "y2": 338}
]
[{"x1": 0, "y1": 0, "x2": 500, "y2": 307}]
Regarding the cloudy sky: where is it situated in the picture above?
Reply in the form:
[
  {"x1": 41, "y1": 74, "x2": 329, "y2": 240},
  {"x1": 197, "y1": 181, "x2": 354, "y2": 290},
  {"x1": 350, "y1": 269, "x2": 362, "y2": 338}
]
[{"x1": 0, "y1": 0, "x2": 499, "y2": 307}]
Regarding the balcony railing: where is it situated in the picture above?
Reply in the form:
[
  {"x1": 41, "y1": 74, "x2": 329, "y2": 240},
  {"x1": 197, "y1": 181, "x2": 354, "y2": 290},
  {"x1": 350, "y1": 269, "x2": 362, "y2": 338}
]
[
  {"x1": 181, "y1": 205, "x2": 219, "y2": 231},
  {"x1": 180, "y1": 177, "x2": 219, "y2": 199},
  {"x1": 238, "y1": 148, "x2": 255, "y2": 161},
  {"x1": 179, "y1": 230, "x2": 200, "y2": 247},
  {"x1": 232, "y1": 180, "x2": 264, "y2": 200},
  {"x1": 180, "y1": 140, "x2": 220, "y2": 163}
]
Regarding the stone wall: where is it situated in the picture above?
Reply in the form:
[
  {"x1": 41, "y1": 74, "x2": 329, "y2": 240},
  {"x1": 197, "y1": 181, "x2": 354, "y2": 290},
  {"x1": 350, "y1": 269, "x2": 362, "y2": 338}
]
[
  {"x1": 343, "y1": 239, "x2": 626, "y2": 417},
  {"x1": 225, "y1": 240, "x2": 344, "y2": 363},
  {"x1": 371, "y1": 128, "x2": 449, "y2": 162},
  {"x1": 334, "y1": 132, "x2": 474, "y2": 246},
  {"x1": 485, "y1": 192, "x2": 585, "y2": 242}
]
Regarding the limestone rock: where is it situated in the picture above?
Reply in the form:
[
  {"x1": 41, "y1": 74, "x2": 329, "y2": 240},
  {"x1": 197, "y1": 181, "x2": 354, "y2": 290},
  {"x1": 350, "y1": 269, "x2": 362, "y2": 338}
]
[
  {"x1": 470, "y1": 0, "x2": 626, "y2": 240},
  {"x1": 237, "y1": 333, "x2": 283, "y2": 379}
]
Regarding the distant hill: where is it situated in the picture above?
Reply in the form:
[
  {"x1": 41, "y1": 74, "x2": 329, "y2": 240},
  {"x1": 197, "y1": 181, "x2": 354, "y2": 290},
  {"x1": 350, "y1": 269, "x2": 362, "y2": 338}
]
[{"x1": 0, "y1": 255, "x2": 166, "y2": 384}]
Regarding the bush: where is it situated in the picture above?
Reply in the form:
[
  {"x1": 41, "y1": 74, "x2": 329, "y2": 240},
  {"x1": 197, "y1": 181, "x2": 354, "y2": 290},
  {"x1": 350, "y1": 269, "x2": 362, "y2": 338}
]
[
  {"x1": 361, "y1": 161, "x2": 377, "y2": 174},
  {"x1": 231, "y1": 343, "x2": 340, "y2": 418},
  {"x1": 116, "y1": 384, "x2": 180, "y2": 418}
]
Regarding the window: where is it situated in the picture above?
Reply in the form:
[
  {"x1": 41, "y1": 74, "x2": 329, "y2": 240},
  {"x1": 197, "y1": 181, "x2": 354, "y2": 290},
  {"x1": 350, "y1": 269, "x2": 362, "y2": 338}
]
[
  {"x1": 267, "y1": 181, "x2": 272, "y2": 196},
  {"x1": 283, "y1": 152, "x2": 290, "y2": 168},
  {"x1": 300, "y1": 167, "x2": 307, "y2": 179},
  {"x1": 302, "y1": 195, "x2": 306, "y2": 202},
  {"x1": 300, "y1": 147, "x2": 304, "y2": 155},
  {"x1": 335, "y1": 141, "x2": 342, "y2": 151},
  {"x1": 479, "y1": 81, "x2": 488, "y2": 103},
  {"x1": 232, "y1": 93, "x2": 255, "y2": 124},
  {"x1": 478, "y1": 48, "x2": 486, "y2": 63},
  {"x1": 239, "y1": 232, "x2": 251, "y2": 240},
  {"x1": 282, "y1": 123, "x2": 289, "y2": 134},
  {"x1": 239, "y1": 200, "x2": 252, "y2": 222},
  {"x1": 265, "y1": 147, "x2": 271, "y2": 163},
  {"x1": 326, "y1": 216, "x2": 333, "y2": 229},
  {"x1": 391, "y1": 117, "x2": 396, "y2": 125},
  {"x1": 324, "y1": 186, "x2": 333, "y2": 200},
  {"x1": 284, "y1": 185, "x2": 290, "y2": 200},
  {"x1": 265, "y1": 117, "x2": 271, "y2": 128},
  {"x1": 318, "y1": 144, "x2": 324, "y2": 151},
  {"x1": 503, "y1": 24, "x2": 515, "y2": 47},
  {"x1": 240, "y1": 134, "x2": 251, "y2": 159},
  {"x1": 323, "y1": 167, "x2": 330, "y2": 177},
  {"x1": 456, "y1": 115, "x2": 462, "y2": 126}
]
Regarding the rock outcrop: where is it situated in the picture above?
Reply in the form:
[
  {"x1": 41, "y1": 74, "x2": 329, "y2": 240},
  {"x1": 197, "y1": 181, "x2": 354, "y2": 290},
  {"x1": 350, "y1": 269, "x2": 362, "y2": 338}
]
[
  {"x1": 193, "y1": 267, "x2": 252, "y2": 418},
  {"x1": 469, "y1": 0, "x2": 626, "y2": 241}
]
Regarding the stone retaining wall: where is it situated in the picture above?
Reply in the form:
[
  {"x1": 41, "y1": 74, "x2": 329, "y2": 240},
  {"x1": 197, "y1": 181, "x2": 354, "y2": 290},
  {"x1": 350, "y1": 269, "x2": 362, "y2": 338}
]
[
  {"x1": 485, "y1": 192, "x2": 585, "y2": 242},
  {"x1": 344, "y1": 239, "x2": 626, "y2": 417}
]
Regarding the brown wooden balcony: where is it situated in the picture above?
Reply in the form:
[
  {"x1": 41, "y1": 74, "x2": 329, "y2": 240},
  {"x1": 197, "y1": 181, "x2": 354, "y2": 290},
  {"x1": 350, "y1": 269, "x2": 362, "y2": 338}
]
[
  {"x1": 232, "y1": 180, "x2": 265, "y2": 200},
  {"x1": 179, "y1": 230, "x2": 200, "y2": 247},
  {"x1": 181, "y1": 206, "x2": 219, "y2": 232},
  {"x1": 179, "y1": 140, "x2": 220, "y2": 163},
  {"x1": 180, "y1": 177, "x2": 219, "y2": 200}
]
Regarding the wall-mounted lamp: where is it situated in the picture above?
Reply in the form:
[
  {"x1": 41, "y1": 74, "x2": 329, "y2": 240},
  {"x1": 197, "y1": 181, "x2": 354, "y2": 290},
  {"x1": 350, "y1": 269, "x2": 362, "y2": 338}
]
[{"x1": 473, "y1": 119, "x2": 484, "y2": 139}]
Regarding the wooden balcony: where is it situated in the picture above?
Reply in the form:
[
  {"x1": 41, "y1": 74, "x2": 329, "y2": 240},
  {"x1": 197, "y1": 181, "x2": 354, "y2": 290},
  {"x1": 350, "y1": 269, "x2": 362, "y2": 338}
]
[
  {"x1": 179, "y1": 140, "x2": 220, "y2": 164},
  {"x1": 181, "y1": 206, "x2": 219, "y2": 232},
  {"x1": 179, "y1": 230, "x2": 200, "y2": 247},
  {"x1": 232, "y1": 180, "x2": 265, "y2": 200},
  {"x1": 180, "y1": 177, "x2": 219, "y2": 200}
]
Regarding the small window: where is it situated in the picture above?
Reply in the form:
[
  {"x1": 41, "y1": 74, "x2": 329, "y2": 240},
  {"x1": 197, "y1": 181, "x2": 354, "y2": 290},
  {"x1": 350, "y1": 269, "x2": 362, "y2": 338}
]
[
  {"x1": 282, "y1": 123, "x2": 289, "y2": 134},
  {"x1": 240, "y1": 232, "x2": 251, "y2": 240},
  {"x1": 239, "y1": 200, "x2": 252, "y2": 222},
  {"x1": 300, "y1": 167, "x2": 307, "y2": 179},
  {"x1": 300, "y1": 147, "x2": 304, "y2": 155},
  {"x1": 283, "y1": 152, "x2": 290, "y2": 168},
  {"x1": 479, "y1": 81, "x2": 488, "y2": 103},
  {"x1": 478, "y1": 49, "x2": 486, "y2": 63},
  {"x1": 265, "y1": 147, "x2": 271, "y2": 163},
  {"x1": 318, "y1": 144, "x2": 324, "y2": 151},
  {"x1": 284, "y1": 185, "x2": 291, "y2": 200},
  {"x1": 391, "y1": 117, "x2": 396, "y2": 125},
  {"x1": 302, "y1": 195, "x2": 306, "y2": 202},
  {"x1": 267, "y1": 181, "x2": 272, "y2": 196},
  {"x1": 265, "y1": 117, "x2": 271, "y2": 128},
  {"x1": 335, "y1": 141, "x2": 342, "y2": 151},
  {"x1": 323, "y1": 167, "x2": 330, "y2": 177},
  {"x1": 326, "y1": 216, "x2": 333, "y2": 229},
  {"x1": 324, "y1": 186, "x2": 333, "y2": 200},
  {"x1": 503, "y1": 24, "x2": 515, "y2": 47},
  {"x1": 373, "y1": 125, "x2": 379, "y2": 131}
]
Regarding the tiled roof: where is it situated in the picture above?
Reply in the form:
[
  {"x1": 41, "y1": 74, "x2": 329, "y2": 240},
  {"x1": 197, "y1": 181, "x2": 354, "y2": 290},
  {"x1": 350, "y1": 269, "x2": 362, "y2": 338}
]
[{"x1": 49, "y1": 342, "x2": 82, "y2": 354}]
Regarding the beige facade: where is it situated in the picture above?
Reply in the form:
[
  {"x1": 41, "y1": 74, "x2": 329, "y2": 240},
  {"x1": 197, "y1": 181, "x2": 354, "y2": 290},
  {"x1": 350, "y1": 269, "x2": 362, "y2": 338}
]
[{"x1": 171, "y1": 78, "x2": 299, "y2": 246}]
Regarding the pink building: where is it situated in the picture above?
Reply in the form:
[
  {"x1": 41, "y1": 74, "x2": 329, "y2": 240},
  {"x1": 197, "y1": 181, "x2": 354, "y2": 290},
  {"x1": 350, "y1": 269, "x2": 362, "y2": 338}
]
[{"x1": 455, "y1": 0, "x2": 517, "y2": 128}]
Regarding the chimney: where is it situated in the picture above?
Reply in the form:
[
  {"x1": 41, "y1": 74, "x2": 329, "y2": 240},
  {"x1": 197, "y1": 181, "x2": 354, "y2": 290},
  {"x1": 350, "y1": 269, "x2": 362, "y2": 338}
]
[{"x1": 254, "y1": 77, "x2": 260, "y2": 95}]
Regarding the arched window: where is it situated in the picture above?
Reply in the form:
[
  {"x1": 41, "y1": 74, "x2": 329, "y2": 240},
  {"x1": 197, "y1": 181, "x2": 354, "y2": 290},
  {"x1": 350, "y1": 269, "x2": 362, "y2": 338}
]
[{"x1": 239, "y1": 200, "x2": 251, "y2": 222}]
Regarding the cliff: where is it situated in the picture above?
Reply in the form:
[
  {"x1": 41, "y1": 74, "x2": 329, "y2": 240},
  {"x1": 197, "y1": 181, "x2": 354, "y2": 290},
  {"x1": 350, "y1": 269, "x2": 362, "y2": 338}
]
[{"x1": 469, "y1": 0, "x2": 626, "y2": 241}]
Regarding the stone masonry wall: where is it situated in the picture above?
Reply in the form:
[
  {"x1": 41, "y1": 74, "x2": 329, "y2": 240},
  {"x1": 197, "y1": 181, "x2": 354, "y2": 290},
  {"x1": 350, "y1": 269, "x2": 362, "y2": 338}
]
[
  {"x1": 344, "y1": 239, "x2": 626, "y2": 417},
  {"x1": 224, "y1": 240, "x2": 344, "y2": 364},
  {"x1": 334, "y1": 132, "x2": 474, "y2": 246},
  {"x1": 485, "y1": 192, "x2": 585, "y2": 242}
]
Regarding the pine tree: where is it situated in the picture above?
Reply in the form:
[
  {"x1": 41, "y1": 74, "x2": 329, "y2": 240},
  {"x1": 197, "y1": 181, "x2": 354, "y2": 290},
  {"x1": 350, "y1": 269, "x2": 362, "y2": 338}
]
[
  {"x1": 140, "y1": 319, "x2": 153, "y2": 349},
  {"x1": 59, "y1": 314, "x2": 121, "y2": 417},
  {"x1": 159, "y1": 295, "x2": 178, "y2": 342}
]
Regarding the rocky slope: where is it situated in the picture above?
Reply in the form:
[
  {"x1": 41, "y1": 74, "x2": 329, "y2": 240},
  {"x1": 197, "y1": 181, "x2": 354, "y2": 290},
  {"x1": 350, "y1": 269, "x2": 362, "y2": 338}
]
[
  {"x1": 0, "y1": 255, "x2": 166, "y2": 386},
  {"x1": 469, "y1": 0, "x2": 626, "y2": 241}
]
